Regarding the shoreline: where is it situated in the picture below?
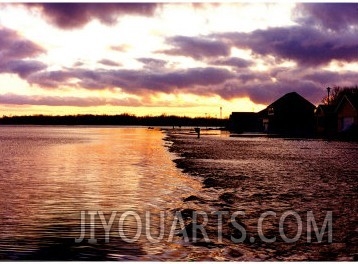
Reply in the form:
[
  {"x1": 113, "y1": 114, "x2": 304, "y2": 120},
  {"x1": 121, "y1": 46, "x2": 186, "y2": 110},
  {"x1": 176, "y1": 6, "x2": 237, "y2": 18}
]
[{"x1": 164, "y1": 131, "x2": 357, "y2": 261}]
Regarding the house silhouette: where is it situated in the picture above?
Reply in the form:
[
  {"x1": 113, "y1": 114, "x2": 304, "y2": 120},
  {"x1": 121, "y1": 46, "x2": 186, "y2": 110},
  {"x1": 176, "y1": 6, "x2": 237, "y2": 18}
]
[
  {"x1": 229, "y1": 92, "x2": 316, "y2": 137},
  {"x1": 316, "y1": 92, "x2": 358, "y2": 139}
]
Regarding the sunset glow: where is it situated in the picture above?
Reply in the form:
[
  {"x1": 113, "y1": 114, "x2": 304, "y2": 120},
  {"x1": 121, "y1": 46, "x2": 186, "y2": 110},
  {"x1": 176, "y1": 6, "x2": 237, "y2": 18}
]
[{"x1": 0, "y1": 3, "x2": 357, "y2": 117}]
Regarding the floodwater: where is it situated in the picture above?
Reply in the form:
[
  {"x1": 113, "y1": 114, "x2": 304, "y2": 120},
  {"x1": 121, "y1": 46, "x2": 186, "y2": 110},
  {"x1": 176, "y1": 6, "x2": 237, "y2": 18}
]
[
  {"x1": 168, "y1": 132, "x2": 358, "y2": 261},
  {"x1": 0, "y1": 126, "x2": 204, "y2": 260},
  {"x1": 0, "y1": 126, "x2": 357, "y2": 260}
]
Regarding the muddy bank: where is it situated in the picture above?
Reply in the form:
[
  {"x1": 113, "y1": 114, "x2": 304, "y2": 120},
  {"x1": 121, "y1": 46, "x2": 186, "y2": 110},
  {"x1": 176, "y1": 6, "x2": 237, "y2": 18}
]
[{"x1": 165, "y1": 132, "x2": 358, "y2": 261}]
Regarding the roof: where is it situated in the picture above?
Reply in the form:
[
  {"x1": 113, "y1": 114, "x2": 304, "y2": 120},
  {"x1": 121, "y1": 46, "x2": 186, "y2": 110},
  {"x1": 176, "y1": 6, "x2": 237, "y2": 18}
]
[
  {"x1": 347, "y1": 93, "x2": 358, "y2": 110},
  {"x1": 316, "y1": 104, "x2": 336, "y2": 114},
  {"x1": 268, "y1": 92, "x2": 315, "y2": 109},
  {"x1": 336, "y1": 93, "x2": 358, "y2": 112}
]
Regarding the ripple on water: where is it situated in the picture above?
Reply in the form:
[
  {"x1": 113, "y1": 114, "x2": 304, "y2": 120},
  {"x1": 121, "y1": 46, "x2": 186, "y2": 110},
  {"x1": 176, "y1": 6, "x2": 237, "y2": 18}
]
[{"x1": 0, "y1": 126, "x2": 204, "y2": 260}]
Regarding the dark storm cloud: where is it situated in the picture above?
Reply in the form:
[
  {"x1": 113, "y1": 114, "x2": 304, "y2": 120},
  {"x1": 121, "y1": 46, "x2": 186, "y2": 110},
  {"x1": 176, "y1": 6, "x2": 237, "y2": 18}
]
[
  {"x1": 162, "y1": 36, "x2": 230, "y2": 59},
  {"x1": 212, "y1": 57, "x2": 253, "y2": 68},
  {"x1": 0, "y1": 27, "x2": 46, "y2": 77},
  {"x1": 0, "y1": 93, "x2": 142, "y2": 107},
  {"x1": 215, "y1": 26, "x2": 358, "y2": 66},
  {"x1": 21, "y1": 3, "x2": 158, "y2": 29},
  {"x1": 294, "y1": 3, "x2": 358, "y2": 31}
]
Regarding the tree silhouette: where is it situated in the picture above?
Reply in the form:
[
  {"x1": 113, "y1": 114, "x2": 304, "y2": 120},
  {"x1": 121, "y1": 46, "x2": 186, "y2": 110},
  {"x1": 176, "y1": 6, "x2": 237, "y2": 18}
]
[
  {"x1": 321, "y1": 86, "x2": 358, "y2": 105},
  {"x1": 0, "y1": 113, "x2": 228, "y2": 127}
]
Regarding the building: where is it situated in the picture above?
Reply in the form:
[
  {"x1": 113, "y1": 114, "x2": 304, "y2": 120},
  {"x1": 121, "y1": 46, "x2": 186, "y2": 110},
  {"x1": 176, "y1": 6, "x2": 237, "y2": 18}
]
[
  {"x1": 315, "y1": 92, "x2": 358, "y2": 139},
  {"x1": 229, "y1": 90, "x2": 357, "y2": 139},
  {"x1": 228, "y1": 112, "x2": 261, "y2": 133},
  {"x1": 259, "y1": 92, "x2": 316, "y2": 136},
  {"x1": 315, "y1": 105, "x2": 336, "y2": 136},
  {"x1": 336, "y1": 94, "x2": 358, "y2": 133},
  {"x1": 229, "y1": 92, "x2": 316, "y2": 137}
]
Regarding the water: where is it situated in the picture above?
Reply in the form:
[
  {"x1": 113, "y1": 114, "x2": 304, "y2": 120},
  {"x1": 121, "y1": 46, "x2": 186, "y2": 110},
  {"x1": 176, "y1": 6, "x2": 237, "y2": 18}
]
[
  {"x1": 0, "y1": 126, "x2": 203, "y2": 260},
  {"x1": 1, "y1": 126, "x2": 357, "y2": 260},
  {"x1": 168, "y1": 133, "x2": 358, "y2": 260}
]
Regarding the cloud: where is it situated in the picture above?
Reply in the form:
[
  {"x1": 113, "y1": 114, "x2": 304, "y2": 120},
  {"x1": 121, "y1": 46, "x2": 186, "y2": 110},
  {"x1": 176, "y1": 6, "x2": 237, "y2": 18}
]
[
  {"x1": 212, "y1": 57, "x2": 253, "y2": 68},
  {"x1": 28, "y1": 67, "x2": 235, "y2": 94},
  {"x1": 215, "y1": 26, "x2": 358, "y2": 66},
  {"x1": 141, "y1": 67, "x2": 234, "y2": 90},
  {"x1": 25, "y1": 58, "x2": 357, "y2": 107},
  {"x1": 98, "y1": 59, "x2": 121, "y2": 67},
  {"x1": 21, "y1": 3, "x2": 159, "y2": 29},
  {"x1": 3, "y1": 60, "x2": 47, "y2": 78},
  {"x1": 162, "y1": 36, "x2": 230, "y2": 60},
  {"x1": 0, "y1": 27, "x2": 46, "y2": 77},
  {"x1": 110, "y1": 45, "x2": 131, "y2": 52},
  {"x1": 293, "y1": 3, "x2": 358, "y2": 31},
  {"x1": 73, "y1": 61, "x2": 85, "y2": 67},
  {"x1": 27, "y1": 70, "x2": 75, "y2": 88},
  {"x1": 211, "y1": 65, "x2": 358, "y2": 106},
  {"x1": 0, "y1": 93, "x2": 142, "y2": 107},
  {"x1": 213, "y1": 78, "x2": 323, "y2": 105},
  {"x1": 1, "y1": 3, "x2": 356, "y2": 110},
  {"x1": 137, "y1": 58, "x2": 168, "y2": 70},
  {"x1": 0, "y1": 27, "x2": 44, "y2": 60},
  {"x1": 0, "y1": 92, "x2": 202, "y2": 108},
  {"x1": 304, "y1": 70, "x2": 358, "y2": 88}
]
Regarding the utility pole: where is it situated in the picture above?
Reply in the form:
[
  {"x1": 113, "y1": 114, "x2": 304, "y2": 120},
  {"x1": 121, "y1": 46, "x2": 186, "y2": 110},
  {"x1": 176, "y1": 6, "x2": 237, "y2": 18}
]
[
  {"x1": 220, "y1": 106, "x2": 222, "y2": 119},
  {"x1": 327, "y1": 87, "x2": 331, "y2": 105}
]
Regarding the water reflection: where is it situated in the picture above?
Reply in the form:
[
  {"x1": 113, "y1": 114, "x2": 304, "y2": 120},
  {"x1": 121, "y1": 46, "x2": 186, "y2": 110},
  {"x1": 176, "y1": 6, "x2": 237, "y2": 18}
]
[{"x1": 0, "y1": 126, "x2": 202, "y2": 260}]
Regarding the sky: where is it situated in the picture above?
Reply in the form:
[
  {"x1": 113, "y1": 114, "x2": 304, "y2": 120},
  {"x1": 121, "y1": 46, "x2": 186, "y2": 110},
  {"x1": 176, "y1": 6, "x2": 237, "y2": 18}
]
[{"x1": 0, "y1": 2, "x2": 357, "y2": 117}]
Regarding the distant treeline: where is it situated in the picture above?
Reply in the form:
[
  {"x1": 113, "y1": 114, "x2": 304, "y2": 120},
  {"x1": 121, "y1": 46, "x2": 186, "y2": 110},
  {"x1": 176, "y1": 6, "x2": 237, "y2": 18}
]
[{"x1": 0, "y1": 114, "x2": 228, "y2": 127}]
